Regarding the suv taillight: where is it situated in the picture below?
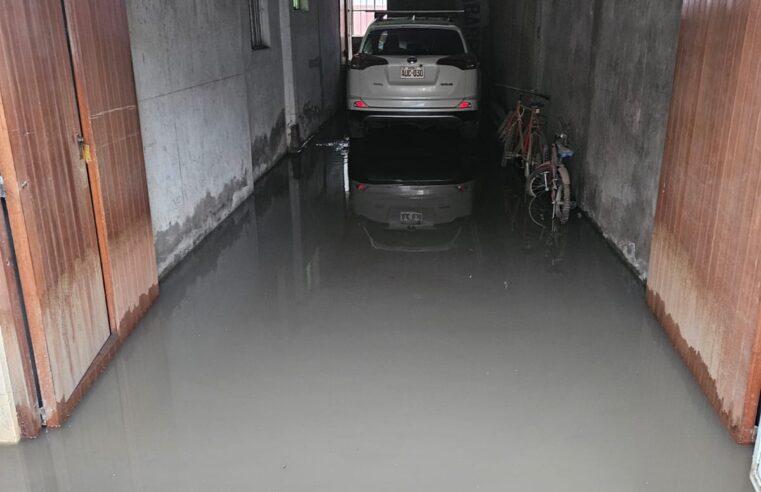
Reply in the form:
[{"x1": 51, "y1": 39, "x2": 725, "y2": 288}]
[
  {"x1": 437, "y1": 54, "x2": 479, "y2": 70},
  {"x1": 350, "y1": 54, "x2": 389, "y2": 70}
]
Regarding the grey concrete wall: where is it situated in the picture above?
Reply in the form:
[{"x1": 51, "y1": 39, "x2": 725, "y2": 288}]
[
  {"x1": 126, "y1": 0, "x2": 340, "y2": 275},
  {"x1": 535, "y1": 1, "x2": 595, "y2": 185},
  {"x1": 289, "y1": 1, "x2": 342, "y2": 139},
  {"x1": 581, "y1": 1, "x2": 682, "y2": 274},
  {"x1": 490, "y1": 0, "x2": 681, "y2": 278},
  {"x1": 491, "y1": 0, "x2": 540, "y2": 105}
]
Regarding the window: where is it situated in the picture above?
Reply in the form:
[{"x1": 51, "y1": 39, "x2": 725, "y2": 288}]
[
  {"x1": 352, "y1": 0, "x2": 387, "y2": 37},
  {"x1": 362, "y1": 28, "x2": 466, "y2": 56},
  {"x1": 249, "y1": 0, "x2": 269, "y2": 49},
  {"x1": 293, "y1": 0, "x2": 309, "y2": 11}
]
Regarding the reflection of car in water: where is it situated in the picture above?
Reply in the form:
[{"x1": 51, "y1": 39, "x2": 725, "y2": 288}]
[
  {"x1": 359, "y1": 219, "x2": 465, "y2": 253},
  {"x1": 349, "y1": 129, "x2": 475, "y2": 251}
]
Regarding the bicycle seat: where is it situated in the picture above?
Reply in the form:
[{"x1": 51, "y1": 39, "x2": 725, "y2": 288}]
[
  {"x1": 557, "y1": 143, "x2": 575, "y2": 159},
  {"x1": 529, "y1": 102, "x2": 545, "y2": 109}
]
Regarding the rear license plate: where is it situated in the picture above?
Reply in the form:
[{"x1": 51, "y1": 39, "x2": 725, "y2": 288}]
[
  {"x1": 401, "y1": 66, "x2": 425, "y2": 79},
  {"x1": 400, "y1": 211, "x2": 423, "y2": 225}
]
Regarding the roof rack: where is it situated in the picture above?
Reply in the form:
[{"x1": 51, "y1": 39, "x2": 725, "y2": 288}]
[{"x1": 373, "y1": 10, "x2": 465, "y2": 22}]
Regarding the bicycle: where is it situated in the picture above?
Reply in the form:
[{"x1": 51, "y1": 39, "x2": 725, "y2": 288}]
[
  {"x1": 526, "y1": 129, "x2": 574, "y2": 225},
  {"x1": 496, "y1": 84, "x2": 551, "y2": 179}
]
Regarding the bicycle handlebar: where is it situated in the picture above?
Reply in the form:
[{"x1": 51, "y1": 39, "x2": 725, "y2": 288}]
[{"x1": 495, "y1": 83, "x2": 551, "y2": 101}]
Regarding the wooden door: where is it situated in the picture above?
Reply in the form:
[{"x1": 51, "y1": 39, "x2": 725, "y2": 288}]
[
  {"x1": 61, "y1": 0, "x2": 159, "y2": 336},
  {"x1": 0, "y1": 0, "x2": 111, "y2": 423},
  {"x1": 0, "y1": 121, "x2": 41, "y2": 438},
  {"x1": 647, "y1": 0, "x2": 761, "y2": 443}
]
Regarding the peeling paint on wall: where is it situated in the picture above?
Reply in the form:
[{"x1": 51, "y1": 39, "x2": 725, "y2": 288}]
[
  {"x1": 155, "y1": 176, "x2": 251, "y2": 275},
  {"x1": 252, "y1": 110, "x2": 287, "y2": 180},
  {"x1": 126, "y1": 0, "x2": 340, "y2": 276},
  {"x1": 298, "y1": 102, "x2": 324, "y2": 136}
]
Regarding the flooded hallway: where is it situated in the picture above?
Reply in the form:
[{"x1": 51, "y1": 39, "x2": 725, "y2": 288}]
[
  {"x1": 2, "y1": 0, "x2": 761, "y2": 490},
  {"x1": 0, "y1": 126, "x2": 753, "y2": 491}
]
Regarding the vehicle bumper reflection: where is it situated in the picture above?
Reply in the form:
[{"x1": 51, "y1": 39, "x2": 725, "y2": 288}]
[
  {"x1": 350, "y1": 180, "x2": 474, "y2": 228},
  {"x1": 358, "y1": 218, "x2": 468, "y2": 253}
]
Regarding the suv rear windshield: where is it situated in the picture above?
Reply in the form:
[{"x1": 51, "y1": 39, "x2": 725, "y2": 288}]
[{"x1": 361, "y1": 28, "x2": 465, "y2": 56}]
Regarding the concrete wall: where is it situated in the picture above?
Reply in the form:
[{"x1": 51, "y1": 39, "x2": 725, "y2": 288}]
[
  {"x1": 582, "y1": 1, "x2": 682, "y2": 275},
  {"x1": 491, "y1": 0, "x2": 682, "y2": 277},
  {"x1": 290, "y1": 3, "x2": 342, "y2": 138},
  {"x1": 490, "y1": 0, "x2": 539, "y2": 104},
  {"x1": 126, "y1": 0, "x2": 341, "y2": 275}
]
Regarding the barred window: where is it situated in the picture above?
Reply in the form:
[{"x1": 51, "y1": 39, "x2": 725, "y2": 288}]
[{"x1": 249, "y1": 0, "x2": 269, "y2": 49}]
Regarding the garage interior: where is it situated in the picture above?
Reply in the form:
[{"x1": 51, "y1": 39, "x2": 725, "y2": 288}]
[{"x1": 1, "y1": 0, "x2": 761, "y2": 490}]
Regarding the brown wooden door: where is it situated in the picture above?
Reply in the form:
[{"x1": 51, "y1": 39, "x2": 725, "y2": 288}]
[
  {"x1": 62, "y1": 0, "x2": 160, "y2": 336},
  {"x1": 647, "y1": 0, "x2": 761, "y2": 444},
  {"x1": 0, "y1": 136, "x2": 41, "y2": 438},
  {"x1": 0, "y1": 0, "x2": 111, "y2": 421}
]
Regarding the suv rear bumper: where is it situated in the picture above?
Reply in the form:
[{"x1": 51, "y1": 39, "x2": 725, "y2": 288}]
[{"x1": 349, "y1": 109, "x2": 479, "y2": 129}]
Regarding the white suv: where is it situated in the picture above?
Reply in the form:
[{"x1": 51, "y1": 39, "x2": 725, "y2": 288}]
[{"x1": 347, "y1": 14, "x2": 480, "y2": 139}]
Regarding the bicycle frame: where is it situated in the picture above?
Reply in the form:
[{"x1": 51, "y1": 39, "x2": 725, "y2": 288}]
[
  {"x1": 499, "y1": 98, "x2": 545, "y2": 177},
  {"x1": 528, "y1": 138, "x2": 572, "y2": 224},
  {"x1": 540, "y1": 146, "x2": 561, "y2": 218}
]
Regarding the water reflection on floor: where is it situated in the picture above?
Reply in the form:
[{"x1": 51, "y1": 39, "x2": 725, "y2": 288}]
[{"x1": 0, "y1": 122, "x2": 753, "y2": 491}]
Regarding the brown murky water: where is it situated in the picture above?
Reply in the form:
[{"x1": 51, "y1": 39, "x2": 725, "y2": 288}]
[{"x1": 0, "y1": 123, "x2": 753, "y2": 491}]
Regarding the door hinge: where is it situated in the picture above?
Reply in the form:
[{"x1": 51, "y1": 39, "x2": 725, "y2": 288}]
[{"x1": 76, "y1": 134, "x2": 92, "y2": 163}]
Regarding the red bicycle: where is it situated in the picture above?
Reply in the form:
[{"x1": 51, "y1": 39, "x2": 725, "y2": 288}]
[{"x1": 496, "y1": 85, "x2": 551, "y2": 178}]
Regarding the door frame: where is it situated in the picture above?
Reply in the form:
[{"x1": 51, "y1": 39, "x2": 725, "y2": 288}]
[
  {"x1": 0, "y1": 99, "x2": 42, "y2": 439},
  {"x1": 752, "y1": 435, "x2": 761, "y2": 490}
]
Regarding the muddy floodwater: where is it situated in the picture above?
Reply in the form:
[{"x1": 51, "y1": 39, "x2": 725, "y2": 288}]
[{"x1": 0, "y1": 122, "x2": 753, "y2": 492}]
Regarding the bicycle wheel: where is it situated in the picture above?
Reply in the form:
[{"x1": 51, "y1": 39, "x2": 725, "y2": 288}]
[
  {"x1": 554, "y1": 165, "x2": 572, "y2": 224},
  {"x1": 526, "y1": 163, "x2": 552, "y2": 198}
]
